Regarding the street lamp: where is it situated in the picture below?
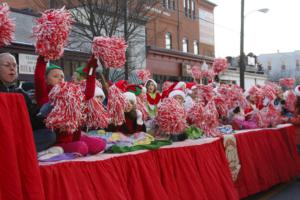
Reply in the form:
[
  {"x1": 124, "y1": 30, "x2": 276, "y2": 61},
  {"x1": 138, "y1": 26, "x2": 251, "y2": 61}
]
[{"x1": 239, "y1": 0, "x2": 269, "y2": 90}]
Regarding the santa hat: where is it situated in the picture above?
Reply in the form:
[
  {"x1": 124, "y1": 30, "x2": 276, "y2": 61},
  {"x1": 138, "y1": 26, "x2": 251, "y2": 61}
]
[
  {"x1": 144, "y1": 79, "x2": 157, "y2": 88},
  {"x1": 114, "y1": 80, "x2": 128, "y2": 92},
  {"x1": 294, "y1": 85, "x2": 300, "y2": 97},
  {"x1": 169, "y1": 89, "x2": 185, "y2": 99},
  {"x1": 94, "y1": 87, "x2": 105, "y2": 99},
  {"x1": 162, "y1": 81, "x2": 186, "y2": 99},
  {"x1": 123, "y1": 92, "x2": 137, "y2": 104},
  {"x1": 186, "y1": 82, "x2": 196, "y2": 94},
  {"x1": 174, "y1": 81, "x2": 186, "y2": 90}
]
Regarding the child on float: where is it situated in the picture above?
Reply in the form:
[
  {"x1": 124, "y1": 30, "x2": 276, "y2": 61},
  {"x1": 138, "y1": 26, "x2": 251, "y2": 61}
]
[
  {"x1": 145, "y1": 79, "x2": 161, "y2": 118},
  {"x1": 288, "y1": 85, "x2": 300, "y2": 155},
  {"x1": 107, "y1": 91, "x2": 146, "y2": 135},
  {"x1": 167, "y1": 88, "x2": 187, "y2": 141},
  {"x1": 34, "y1": 55, "x2": 106, "y2": 156}
]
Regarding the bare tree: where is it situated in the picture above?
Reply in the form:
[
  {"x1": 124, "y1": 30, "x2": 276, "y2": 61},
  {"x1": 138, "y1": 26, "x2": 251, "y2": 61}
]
[
  {"x1": 65, "y1": 0, "x2": 163, "y2": 81},
  {"x1": 31, "y1": 0, "x2": 163, "y2": 81}
]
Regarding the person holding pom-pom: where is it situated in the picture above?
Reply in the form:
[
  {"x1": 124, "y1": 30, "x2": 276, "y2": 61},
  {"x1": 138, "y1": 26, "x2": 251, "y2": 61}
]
[
  {"x1": 34, "y1": 55, "x2": 106, "y2": 156},
  {"x1": 107, "y1": 91, "x2": 146, "y2": 135}
]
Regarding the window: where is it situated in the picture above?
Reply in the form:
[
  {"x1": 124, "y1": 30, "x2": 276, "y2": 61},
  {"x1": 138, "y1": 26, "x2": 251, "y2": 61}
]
[
  {"x1": 193, "y1": 40, "x2": 199, "y2": 55},
  {"x1": 161, "y1": 0, "x2": 175, "y2": 10},
  {"x1": 182, "y1": 38, "x2": 188, "y2": 53},
  {"x1": 191, "y1": 0, "x2": 195, "y2": 18},
  {"x1": 183, "y1": 0, "x2": 194, "y2": 18},
  {"x1": 165, "y1": 32, "x2": 172, "y2": 49},
  {"x1": 281, "y1": 63, "x2": 286, "y2": 70}
]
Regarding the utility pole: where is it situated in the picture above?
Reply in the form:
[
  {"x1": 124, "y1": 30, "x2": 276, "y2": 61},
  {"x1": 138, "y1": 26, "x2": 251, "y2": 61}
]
[
  {"x1": 239, "y1": 0, "x2": 245, "y2": 90},
  {"x1": 124, "y1": 0, "x2": 129, "y2": 80}
]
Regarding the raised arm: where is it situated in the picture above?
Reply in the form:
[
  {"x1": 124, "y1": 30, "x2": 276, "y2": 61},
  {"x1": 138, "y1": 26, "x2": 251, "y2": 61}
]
[
  {"x1": 34, "y1": 56, "x2": 48, "y2": 107},
  {"x1": 84, "y1": 55, "x2": 98, "y2": 100}
]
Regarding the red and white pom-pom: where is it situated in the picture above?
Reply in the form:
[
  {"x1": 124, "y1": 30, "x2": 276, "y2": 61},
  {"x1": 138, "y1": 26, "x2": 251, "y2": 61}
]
[
  {"x1": 45, "y1": 82, "x2": 85, "y2": 133},
  {"x1": 261, "y1": 84, "x2": 277, "y2": 101},
  {"x1": 191, "y1": 65, "x2": 202, "y2": 80},
  {"x1": 194, "y1": 84, "x2": 214, "y2": 105},
  {"x1": 85, "y1": 98, "x2": 109, "y2": 129},
  {"x1": 279, "y1": 78, "x2": 295, "y2": 89},
  {"x1": 156, "y1": 98, "x2": 187, "y2": 135},
  {"x1": 189, "y1": 101, "x2": 204, "y2": 125},
  {"x1": 201, "y1": 100, "x2": 221, "y2": 137},
  {"x1": 212, "y1": 58, "x2": 228, "y2": 74},
  {"x1": 0, "y1": 3, "x2": 15, "y2": 47},
  {"x1": 201, "y1": 69, "x2": 215, "y2": 80},
  {"x1": 260, "y1": 103, "x2": 281, "y2": 128},
  {"x1": 92, "y1": 36, "x2": 127, "y2": 68},
  {"x1": 137, "y1": 96, "x2": 148, "y2": 121},
  {"x1": 136, "y1": 69, "x2": 151, "y2": 83},
  {"x1": 33, "y1": 7, "x2": 73, "y2": 60},
  {"x1": 284, "y1": 90, "x2": 297, "y2": 112},
  {"x1": 212, "y1": 95, "x2": 228, "y2": 117},
  {"x1": 107, "y1": 85, "x2": 126, "y2": 125}
]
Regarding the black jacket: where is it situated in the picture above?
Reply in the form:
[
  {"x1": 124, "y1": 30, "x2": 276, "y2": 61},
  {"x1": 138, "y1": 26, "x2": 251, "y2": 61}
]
[{"x1": 0, "y1": 81, "x2": 44, "y2": 130}]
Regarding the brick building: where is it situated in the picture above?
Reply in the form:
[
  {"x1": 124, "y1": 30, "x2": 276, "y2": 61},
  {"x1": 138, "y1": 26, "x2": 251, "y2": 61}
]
[
  {"x1": 4, "y1": 0, "x2": 216, "y2": 83},
  {"x1": 146, "y1": 0, "x2": 216, "y2": 83}
]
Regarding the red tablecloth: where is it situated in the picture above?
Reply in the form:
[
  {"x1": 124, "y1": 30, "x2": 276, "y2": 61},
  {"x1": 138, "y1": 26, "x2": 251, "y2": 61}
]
[
  {"x1": 234, "y1": 125, "x2": 300, "y2": 199},
  {"x1": 0, "y1": 94, "x2": 45, "y2": 200},
  {"x1": 40, "y1": 140, "x2": 239, "y2": 200}
]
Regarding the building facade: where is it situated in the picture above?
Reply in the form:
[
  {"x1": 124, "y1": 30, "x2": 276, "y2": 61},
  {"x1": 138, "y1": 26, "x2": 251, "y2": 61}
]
[
  {"x1": 258, "y1": 51, "x2": 300, "y2": 84},
  {"x1": 146, "y1": 0, "x2": 216, "y2": 84}
]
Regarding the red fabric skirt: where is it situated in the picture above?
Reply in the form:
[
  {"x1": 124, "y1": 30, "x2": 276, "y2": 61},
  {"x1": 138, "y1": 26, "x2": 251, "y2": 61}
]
[
  {"x1": 234, "y1": 125, "x2": 300, "y2": 198},
  {"x1": 40, "y1": 140, "x2": 238, "y2": 200}
]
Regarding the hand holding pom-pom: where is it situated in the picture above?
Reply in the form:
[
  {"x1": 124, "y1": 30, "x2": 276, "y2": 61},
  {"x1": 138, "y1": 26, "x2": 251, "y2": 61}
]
[{"x1": 0, "y1": 3, "x2": 15, "y2": 47}]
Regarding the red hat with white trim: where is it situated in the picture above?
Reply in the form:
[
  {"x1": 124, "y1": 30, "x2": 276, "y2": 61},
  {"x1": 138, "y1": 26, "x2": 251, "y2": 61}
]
[
  {"x1": 294, "y1": 85, "x2": 300, "y2": 96},
  {"x1": 169, "y1": 88, "x2": 185, "y2": 99}
]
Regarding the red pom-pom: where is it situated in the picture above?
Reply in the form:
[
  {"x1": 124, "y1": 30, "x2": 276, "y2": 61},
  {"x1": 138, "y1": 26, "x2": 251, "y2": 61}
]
[
  {"x1": 107, "y1": 85, "x2": 126, "y2": 125},
  {"x1": 279, "y1": 78, "x2": 295, "y2": 89},
  {"x1": 92, "y1": 36, "x2": 127, "y2": 68},
  {"x1": 190, "y1": 100, "x2": 221, "y2": 137},
  {"x1": 0, "y1": 3, "x2": 15, "y2": 47},
  {"x1": 33, "y1": 7, "x2": 73, "y2": 60},
  {"x1": 284, "y1": 90, "x2": 297, "y2": 112},
  {"x1": 212, "y1": 58, "x2": 228, "y2": 74},
  {"x1": 45, "y1": 82, "x2": 85, "y2": 133},
  {"x1": 136, "y1": 69, "x2": 151, "y2": 83},
  {"x1": 191, "y1": 65, "x2": 202, "y2": 80},
  {"x1": 85, "y1": 98, "x2": 109, "y2": 129},
  {"x1": 156, "y1": 98, "x2": 187, "y2": 135}
]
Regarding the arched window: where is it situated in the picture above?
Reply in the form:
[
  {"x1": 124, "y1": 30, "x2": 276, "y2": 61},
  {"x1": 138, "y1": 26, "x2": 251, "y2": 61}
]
[
  {"x1": 182, "y1": 38, "x2": 188, "y2": 53},
  {"x1": 165, "y1": 32, "x2": 172, "y2": 49},
  {"x1": 193, "y1": 40, "x2": 199, "y2": 55}
]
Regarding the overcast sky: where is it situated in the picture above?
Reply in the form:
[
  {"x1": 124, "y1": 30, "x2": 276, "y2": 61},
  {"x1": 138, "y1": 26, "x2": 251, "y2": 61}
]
[{"x1": 210, "y1": 0, "x2": 300, "y2": 57}]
